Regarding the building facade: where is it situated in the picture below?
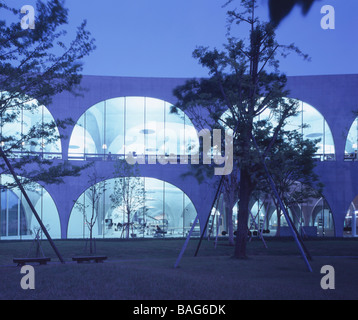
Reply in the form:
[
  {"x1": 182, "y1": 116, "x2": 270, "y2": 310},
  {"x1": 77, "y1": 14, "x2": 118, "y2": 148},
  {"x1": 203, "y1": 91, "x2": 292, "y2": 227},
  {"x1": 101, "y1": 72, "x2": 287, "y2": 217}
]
[{"x1": 1, "y1": 74, "x2": 358, "y2": 240}]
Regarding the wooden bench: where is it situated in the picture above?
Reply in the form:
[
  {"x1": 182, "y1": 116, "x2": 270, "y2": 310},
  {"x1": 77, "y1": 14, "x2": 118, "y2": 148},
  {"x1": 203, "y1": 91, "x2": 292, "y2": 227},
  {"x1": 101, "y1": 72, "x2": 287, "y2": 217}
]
[
  {"x1": 13, "y1": 257, "x2": 51, "y2": 266},
  {"x1": 72, "y1": 256, "x2": 107, "y2": 264}
]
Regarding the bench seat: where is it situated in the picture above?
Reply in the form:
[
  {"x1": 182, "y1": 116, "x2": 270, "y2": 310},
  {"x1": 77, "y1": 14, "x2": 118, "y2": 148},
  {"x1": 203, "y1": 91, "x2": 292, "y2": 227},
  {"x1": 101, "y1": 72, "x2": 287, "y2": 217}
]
[
  {"x1": 72, "y1": 256, "x2": 107, "y2": 264},
  {"x1": 13, "y1": 257, "x2": 51, "y2": 266}
]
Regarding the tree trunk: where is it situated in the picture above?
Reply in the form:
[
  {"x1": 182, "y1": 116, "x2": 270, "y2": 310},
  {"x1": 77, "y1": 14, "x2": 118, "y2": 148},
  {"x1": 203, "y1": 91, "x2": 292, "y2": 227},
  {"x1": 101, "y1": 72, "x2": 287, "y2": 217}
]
[
  {"x1": 226, "y1": 204, "x2": 235, "y2": 246},
  {"x1": 89, "y1": 228, "x2": 93, "y2": 254},
  {"x1": 234, "y1": 168, "x2": 252, "y2": 259},
  {"x1": 126, "y1": 210, "x2": 130, "y2": 239},
  {"x1": 275, "y1": 207, "x2": 281, "y2": 237},
  {"x1": 224, "y1": 193, "x2": 235, "y2": 246}
]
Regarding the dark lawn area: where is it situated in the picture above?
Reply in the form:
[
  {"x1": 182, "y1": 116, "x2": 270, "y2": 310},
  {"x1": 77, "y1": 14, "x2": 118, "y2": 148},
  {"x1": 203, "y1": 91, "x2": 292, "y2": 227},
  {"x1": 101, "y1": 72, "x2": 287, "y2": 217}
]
[{"x1": 0, "y1": 237, "x2": 357, "y2": 300}]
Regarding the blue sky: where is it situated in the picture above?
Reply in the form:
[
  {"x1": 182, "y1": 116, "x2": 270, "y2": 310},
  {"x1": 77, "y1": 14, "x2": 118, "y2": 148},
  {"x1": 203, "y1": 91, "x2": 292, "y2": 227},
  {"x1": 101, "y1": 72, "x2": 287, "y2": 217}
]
[{"x1": 6, "y1": 0, "x2": 358, "y2": 78}]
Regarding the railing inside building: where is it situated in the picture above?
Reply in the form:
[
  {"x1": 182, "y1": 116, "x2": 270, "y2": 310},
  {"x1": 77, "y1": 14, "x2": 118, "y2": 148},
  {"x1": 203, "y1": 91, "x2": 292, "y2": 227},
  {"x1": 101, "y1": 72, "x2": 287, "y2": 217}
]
[
  {"x1": 68, "y1": 152, "x2": 337, "y2": 162},
  {"x1": 6, "y1": 150, "x2": 62, "y2": 160}
]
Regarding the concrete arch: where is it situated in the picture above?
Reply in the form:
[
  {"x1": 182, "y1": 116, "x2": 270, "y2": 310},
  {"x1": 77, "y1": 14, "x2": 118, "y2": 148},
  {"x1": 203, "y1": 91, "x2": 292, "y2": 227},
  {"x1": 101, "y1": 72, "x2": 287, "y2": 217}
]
[{"x1": 16, "y1": 74, "x2": 358, "y2": 240}]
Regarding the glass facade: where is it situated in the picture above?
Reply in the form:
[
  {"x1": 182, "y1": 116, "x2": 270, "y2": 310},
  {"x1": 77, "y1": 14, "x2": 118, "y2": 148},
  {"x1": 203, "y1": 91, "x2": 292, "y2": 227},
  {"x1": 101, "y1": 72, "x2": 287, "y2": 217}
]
[
  {"x1": 68, "y1": 97, "x2": 199, "y2": 160},
  {"x1": 0, "y1": 175, "x2": 61, "y2": 240},
  {"x1": 68, "y1": 177, "x2": 198, "y2": 239},
  {"x1": 0, "y1": 97, "x2": 62, "y2": 159},
  {"x1": 344, "y1": 196, "x2": 358, "y2": 236},
  {"x1": 345, "y1": 118, "x2": 358, "y2": 160},
  {"x1": 228, "y1": 194, "x2": 335, "y2": 237},
  {"x1": 0, "y1": 92, "x2": 346, "y2": 240},
  {"x1": 257, "y1": 98, "x2": 335, "y2": 161}
]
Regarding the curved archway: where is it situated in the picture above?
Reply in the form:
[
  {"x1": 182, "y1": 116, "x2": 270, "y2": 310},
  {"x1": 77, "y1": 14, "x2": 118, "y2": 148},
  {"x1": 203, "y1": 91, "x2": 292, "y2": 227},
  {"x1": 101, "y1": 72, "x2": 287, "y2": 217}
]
[
  {"x1": 0, "y1": 92, "x2": 62, "y2": 159},
  {"x1": 345, "y1": 118, "x2": 358, "y2": 160},
  {"x1": 67, "y1": 177, "x2": 199, "y2": 239},
  {"x1": 228, "y1": 187, "x2": 334, "y2": 238},
  {"x1": 68, "y1": 97, "x2": 200, "y2": 160},
  {"x1": 257, "y1": 98, "x2": 335, "y2": 161},
  {"x1": 344, "y1": 195, "x2": 358, "y2": 237},
  {"x1": 0, "y1": 175, "x2": 61, "y2": 240},
  {"x1": 221, "y1": 97, "x2": 336, "y2": 161}
]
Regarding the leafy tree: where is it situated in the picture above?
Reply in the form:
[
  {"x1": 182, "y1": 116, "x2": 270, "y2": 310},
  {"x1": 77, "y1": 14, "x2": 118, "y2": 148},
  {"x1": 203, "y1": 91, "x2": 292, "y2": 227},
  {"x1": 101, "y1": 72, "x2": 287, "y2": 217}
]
[
  {"x1": 0, "y1": 0, "x2": 95, "y2": 187},
  {"x1": 254, "y1": 122, "x2": 322, "y2": 236},
  {"x1": 173, "y1": 0, "x2": 309, "y2": 258},
  {"x1": 110, "y1": 161, "x2": 145, "y2": 239}
]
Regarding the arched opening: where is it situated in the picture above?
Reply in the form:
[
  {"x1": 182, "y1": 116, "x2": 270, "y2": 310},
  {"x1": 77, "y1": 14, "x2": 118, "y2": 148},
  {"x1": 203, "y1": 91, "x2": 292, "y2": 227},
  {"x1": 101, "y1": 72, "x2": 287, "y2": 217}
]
[
  {"x1": 67, "y1": 177, "x2": 199, "y2": 239},
  {"x1": 344, "y1": 195, "x2": 358, "y2": 237},
  {"x1": 345, "y1": 118, "x2": 358, "y2": 161},
  {"x1": 68, "y1": 97, "x2": 199, "y2": 160},
  {"x1": 0, "y1": 175, "x2": 61, "y2": 240},
  {"x1": 256, "y1": 98, "x2": 336, "y2": 161},
  {"x1": 226, "y1": 188, "x2": 334, "y2": 238},
  {"x1": 220, "y1": 97, "x2": 335, "y2": 161},
  {"x1": 0, "y1": 92, "x2": 62, "y2": 159}
]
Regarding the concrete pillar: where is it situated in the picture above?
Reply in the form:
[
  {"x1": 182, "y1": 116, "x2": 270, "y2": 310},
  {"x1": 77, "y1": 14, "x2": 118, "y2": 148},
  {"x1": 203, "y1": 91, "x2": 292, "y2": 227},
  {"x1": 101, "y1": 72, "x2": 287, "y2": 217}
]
[{"x1": 352, "y1": 212, "x2": 357, "y2": 237}]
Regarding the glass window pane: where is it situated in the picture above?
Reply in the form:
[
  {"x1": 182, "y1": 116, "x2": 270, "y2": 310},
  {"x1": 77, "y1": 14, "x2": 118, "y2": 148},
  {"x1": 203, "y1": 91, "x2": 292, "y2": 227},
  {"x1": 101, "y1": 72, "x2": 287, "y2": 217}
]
[
  {"x1": 106, "y1": 98, "x2": 125, "y2": 156},
  {"x1": 145, "y1": 98, "x2": 165, "y2": 156},
  {"x1": 165, "y1": 102, "x2": 183, "y2": 156},
  {"x1": 126, "y1": 97, "x2": 145, "y2": 156},
  {"x1": 68, "y1": 177, "x2": 198, "y2": 239},
  {"x1": 324, "y1": 124, "x2": 335, "y2": 157},
  {"x1": 346, "y1": 119, "x2": 358, "y2": 155},
  {"x1": 23, "y1": 106, "x2": 42, "y2": 153},
  {"x1": 7, "y1": 190, "x2": 18, "y2": 236},
  {"x1": 302, "y1": 103, "x2": 324, "y2": 153},
  {"x1": 0, "y1": 190, "x2": 6, "y2": 237},
  {"x1": 85, "y1": 101, "x2": 105, "y2": 155},
  {"x1": 164, "y1": 181, "x2": 184, "y2": 236},
  {"x1": 43, "y1": 107, "x2": 62, "y2": 157}
]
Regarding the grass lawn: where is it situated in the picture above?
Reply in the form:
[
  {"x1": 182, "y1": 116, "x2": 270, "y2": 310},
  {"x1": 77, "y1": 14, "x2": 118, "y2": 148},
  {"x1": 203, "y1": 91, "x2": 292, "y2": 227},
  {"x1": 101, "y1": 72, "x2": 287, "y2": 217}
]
[{"x1": 0, "y1": 237, "x2": 358, "y2": 300}]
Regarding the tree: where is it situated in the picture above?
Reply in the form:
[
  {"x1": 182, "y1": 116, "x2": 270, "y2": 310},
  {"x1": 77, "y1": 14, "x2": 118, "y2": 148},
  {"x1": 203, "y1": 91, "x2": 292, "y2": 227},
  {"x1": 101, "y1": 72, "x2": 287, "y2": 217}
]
[
  {"x1": 173, "y1": 0, "x2": 309, "y2": 259},
  {"x1": 222, "y1": 168, "x2": 240, "y2": 245},
  {"x1": 254, "y1": 122, "x2": 322, "y2": 236},
  {"x1": 0, "y1": 0, "x2": 95, "y2": 187},
  {"x1": 74, "y1": 169, "x2": 106, "y2": 254},
  {"x1": 110, "y1": 161, "x2": 145, "y2": 239}
]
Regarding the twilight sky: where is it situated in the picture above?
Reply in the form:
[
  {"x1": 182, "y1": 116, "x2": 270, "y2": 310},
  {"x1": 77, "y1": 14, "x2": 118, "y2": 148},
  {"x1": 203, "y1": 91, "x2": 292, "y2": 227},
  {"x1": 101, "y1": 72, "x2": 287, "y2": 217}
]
[{"x1": 6, "y1": 0, "x2": 358, "y2": 78}]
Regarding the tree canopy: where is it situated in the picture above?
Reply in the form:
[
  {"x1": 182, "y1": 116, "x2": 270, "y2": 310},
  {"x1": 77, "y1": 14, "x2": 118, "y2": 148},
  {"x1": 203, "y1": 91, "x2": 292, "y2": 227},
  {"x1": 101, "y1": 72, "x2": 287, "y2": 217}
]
[
  {"x1": 173, "y1": 0, "x2": 318, "y2": 258},
  {"x1": 0, "y1": 0, "x2": 95, "y2": 186}
]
